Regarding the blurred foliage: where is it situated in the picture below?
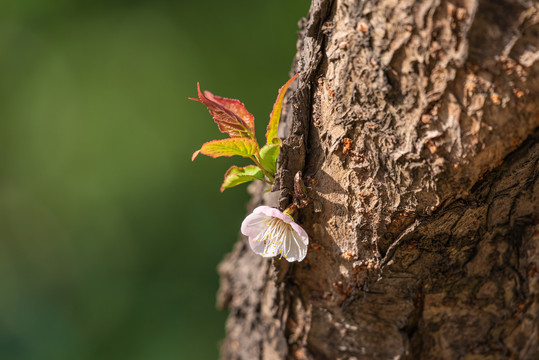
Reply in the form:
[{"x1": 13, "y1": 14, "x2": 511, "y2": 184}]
[{"x1": 0, "y1": 0, "x2": 309, "y2": 359}]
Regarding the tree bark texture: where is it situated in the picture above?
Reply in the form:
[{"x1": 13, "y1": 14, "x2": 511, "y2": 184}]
[{"x1": 218, "y1": 0, "x2": 539, "y2": 359}]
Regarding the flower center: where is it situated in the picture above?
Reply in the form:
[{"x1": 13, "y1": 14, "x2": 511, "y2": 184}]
[{"x1": 261, "y1": 218, "x2": 290, "y2": 258}]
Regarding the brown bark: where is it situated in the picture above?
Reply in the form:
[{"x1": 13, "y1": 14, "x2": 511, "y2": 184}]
[{"x1": 218, "y1": 0, "x2": 539, "y2": 359}]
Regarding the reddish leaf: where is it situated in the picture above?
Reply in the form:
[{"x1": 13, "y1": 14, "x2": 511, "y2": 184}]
[
  {"x1": 191, "y1": 138, "x2": 259, "y2": 161},
  {"x1": 190, "y1": 83, "x2": 255, "y2": 139},
  {"x1": 265, "y1": 74, "x2": 298, "y2": 143}
]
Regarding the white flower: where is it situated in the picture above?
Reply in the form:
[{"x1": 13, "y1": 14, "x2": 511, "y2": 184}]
[{"x1": 241, "y1": 206, "x2": 309, "y2": 262}]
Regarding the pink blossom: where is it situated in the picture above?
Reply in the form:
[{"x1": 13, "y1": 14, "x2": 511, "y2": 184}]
[{"x1": 241, "y1": 206, "x2": 309, "y2": 262}]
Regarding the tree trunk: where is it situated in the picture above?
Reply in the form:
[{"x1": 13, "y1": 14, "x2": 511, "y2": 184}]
[{"x1": 218, "y1": 0, "x2": 539, "y2": 359}]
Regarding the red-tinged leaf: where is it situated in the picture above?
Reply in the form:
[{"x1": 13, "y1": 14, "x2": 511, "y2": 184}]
[
  {"x1": 265, "y1": 74, "x2": 298, "y2": 143},
  {"x1": 220, "y1": 165, "x2": 265, "y2": 192},
  {"x1": 207, "y1": 93, "x2": 255, "y2": 132},
  {"x1": 191, "y1": 138, "x2": 258, "y2": 161},
  {"x1": 190, "y1": 83, "x2": 255, "y2": 139}
]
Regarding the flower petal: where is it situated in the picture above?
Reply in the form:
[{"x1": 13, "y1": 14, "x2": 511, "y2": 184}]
[
  {"x1": 241, "y1": 212, "x2": 270, "y2": 238},
  {"x1": 282, "y1": 229, "x2": 298, "y2": 261},
  {"x1": 290, "y1": 222, "x2": 309, "y2": 245},
  {"x1": 253, "y1": 206, "x2": 293, "y2": 224},
  {"x1": 283, "y1": 229, "x2": 307, "y2": 262},
  {"x1": 293, "y1": 228, "x2": 309, "y2": 261}
]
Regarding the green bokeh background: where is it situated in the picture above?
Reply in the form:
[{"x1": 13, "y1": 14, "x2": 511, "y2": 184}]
[{"x1": 0, "y1": 1, "x2": 309, "y2": 359}]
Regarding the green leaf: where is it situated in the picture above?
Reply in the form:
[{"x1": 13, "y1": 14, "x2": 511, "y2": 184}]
[
  {"x1": 220, "y1": 165, "x2": 265, "y2": 192},
  {"x1": 258, "y1": 143, "x2": 280, "y2": 175},
  {"x1": 191, "y1": 138, "x2": 258, "y2": 161},
  {"x1": 265, "y1": 73, "x2": 298, "y2": 143}
]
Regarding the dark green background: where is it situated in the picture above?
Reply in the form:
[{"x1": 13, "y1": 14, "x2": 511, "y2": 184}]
[{"x1": 0, "y1": 1, "x2": 309, "y2": 359}]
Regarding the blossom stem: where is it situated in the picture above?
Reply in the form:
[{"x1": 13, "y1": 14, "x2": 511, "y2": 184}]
[{"x1": 283, "y1": 204, "x2": 297, "y2": 220}]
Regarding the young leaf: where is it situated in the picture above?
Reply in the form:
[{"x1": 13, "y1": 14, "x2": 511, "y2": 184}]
[
  {"x1": 220, "y1": 165, "x2": 265, "y2": 192},
  {"x1": 192, "y1": 138, "x2": 258, "y2": 161},
  {"x1": 265, "y1": 73, "x2": 298, "y2": 143},
  {"x1": 190, "y1": 83, "x2": 255, "y2": 139},
  {"x1": 258, "y1": 143, "x2": 280, "y2": 175}
]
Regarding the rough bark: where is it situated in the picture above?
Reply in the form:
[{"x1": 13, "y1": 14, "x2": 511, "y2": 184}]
[{"x1": 218, "y1": 0, "x2": 539, "y2": 359}]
